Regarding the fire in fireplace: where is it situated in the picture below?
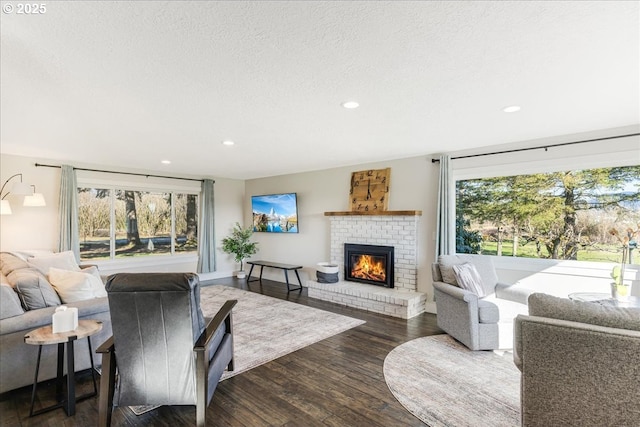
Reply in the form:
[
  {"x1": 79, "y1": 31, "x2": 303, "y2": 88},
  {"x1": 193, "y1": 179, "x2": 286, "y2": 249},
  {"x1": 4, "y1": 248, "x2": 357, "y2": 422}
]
[{"x1": 344, "y1": 243, "x2": 394, "y2": 288}]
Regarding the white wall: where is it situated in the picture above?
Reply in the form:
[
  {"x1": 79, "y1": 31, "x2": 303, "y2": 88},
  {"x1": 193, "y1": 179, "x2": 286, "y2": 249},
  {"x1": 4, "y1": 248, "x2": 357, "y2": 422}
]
[{"x1": 0, "y1": 153, "x2": 245, "y2": 278}]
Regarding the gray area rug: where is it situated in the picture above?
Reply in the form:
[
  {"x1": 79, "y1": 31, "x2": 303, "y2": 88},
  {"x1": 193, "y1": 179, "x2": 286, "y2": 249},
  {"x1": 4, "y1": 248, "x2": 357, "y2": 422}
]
[
  {"x1": 129, "y1": 285, "x2": 365, "y2": 415},
  {"x1": 383, "y1": 334, "x2": 520, "y2": 427},
  {"x1": 199, "y1": 285, "x2": 366, "y2": 380}
]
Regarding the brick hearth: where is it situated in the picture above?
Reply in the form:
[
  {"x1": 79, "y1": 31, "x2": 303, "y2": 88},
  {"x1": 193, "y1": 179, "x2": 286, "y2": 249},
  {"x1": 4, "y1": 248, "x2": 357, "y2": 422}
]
[{"x1": 307, "y1": 212, "x2": 426, "y2": 319}]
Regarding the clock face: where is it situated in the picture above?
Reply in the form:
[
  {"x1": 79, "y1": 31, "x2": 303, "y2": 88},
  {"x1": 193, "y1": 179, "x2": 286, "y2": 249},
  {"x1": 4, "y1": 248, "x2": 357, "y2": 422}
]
[{"x1": 349, "y1": 168, "x2": 390, "y2": 212}]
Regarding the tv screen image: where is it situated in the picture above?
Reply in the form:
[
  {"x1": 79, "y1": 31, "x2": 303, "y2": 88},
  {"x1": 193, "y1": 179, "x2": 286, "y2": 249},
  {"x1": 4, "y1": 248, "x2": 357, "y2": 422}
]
[{"x1": 251, "y1": 193, "x2": 299, "y2": 233}]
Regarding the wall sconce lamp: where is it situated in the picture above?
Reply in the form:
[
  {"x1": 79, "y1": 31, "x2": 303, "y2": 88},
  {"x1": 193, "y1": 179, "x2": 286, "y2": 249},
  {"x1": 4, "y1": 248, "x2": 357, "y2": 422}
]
[{"x1": 1, "y1": 174, "x2": 46, "y2": 215}]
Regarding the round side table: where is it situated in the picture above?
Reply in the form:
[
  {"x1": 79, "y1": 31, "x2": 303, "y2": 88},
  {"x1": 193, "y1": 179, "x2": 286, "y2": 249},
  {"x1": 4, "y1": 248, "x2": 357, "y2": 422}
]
[
  {"x1": 568, "y1": 292, "x2": 640, "y2": 308},
  {"x1": 24, "y1": 319, "x2": 103, "y2": 417}
]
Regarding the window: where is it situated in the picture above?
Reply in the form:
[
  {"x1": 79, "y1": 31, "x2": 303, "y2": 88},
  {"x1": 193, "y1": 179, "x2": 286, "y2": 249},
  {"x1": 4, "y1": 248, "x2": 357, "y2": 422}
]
[
  {"x1": 455, "y1": 166, "x2": 640, "y2": 264},
  {"x1": 78, "y1": 188, "x2": 198, "y2": 260}
]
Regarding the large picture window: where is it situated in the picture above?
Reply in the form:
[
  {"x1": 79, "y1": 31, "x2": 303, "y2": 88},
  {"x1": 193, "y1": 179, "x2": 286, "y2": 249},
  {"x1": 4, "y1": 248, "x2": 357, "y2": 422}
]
[
  {"x1": 78, "y1": 188, "x2": 198, "y2": 260},
  {"x1": 456, "y1": 166, "x2": 640, "y2": 264}
]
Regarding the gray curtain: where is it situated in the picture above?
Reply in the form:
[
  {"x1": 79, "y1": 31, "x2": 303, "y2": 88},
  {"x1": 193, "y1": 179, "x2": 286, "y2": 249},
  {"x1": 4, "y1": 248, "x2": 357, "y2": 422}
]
[
  {"x1": 58, "y1": 165, "x2": 80, "y2": 261},
  {"x1": 197, "y1": 179, "x2": 216, "y2": 273},
  {"x1": 435, "y1": 154, "x2": 455, "y2": 259}
]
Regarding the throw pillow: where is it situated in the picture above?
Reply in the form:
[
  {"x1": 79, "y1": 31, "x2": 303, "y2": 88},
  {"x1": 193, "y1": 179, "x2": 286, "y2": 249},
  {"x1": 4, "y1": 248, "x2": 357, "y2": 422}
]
[
  {"x1": 437, "y1": 255, "x2": 462, "y2": 286},
  {"x1": 528, "y1": 293, "x2": 640, "y2": 332},
  {"x1": 452, "y1": 262, "x2": 486, "y2": 297},
  {"x1": 48, "y1": 267, "x2": 108, "y2": 303},
  {"x1": 8, "y1": 268, "x2": 61, "y2": 309},
  {"x1": 27, "y1": 251, "x2": 81, "y2": 275}
]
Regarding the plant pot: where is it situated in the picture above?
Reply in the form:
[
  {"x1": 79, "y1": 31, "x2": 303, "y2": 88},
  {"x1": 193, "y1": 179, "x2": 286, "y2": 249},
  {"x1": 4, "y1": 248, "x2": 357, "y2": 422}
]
[
  {"x1": 611, "y1": 281, "x2": 632, "y2": 301},
  {"x1": 236, "y1": 271, "x2": 246, "y2": 279}
]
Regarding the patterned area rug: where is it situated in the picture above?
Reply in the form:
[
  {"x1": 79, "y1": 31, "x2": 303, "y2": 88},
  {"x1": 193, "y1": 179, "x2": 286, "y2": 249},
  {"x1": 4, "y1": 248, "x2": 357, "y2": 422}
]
[
  {"x1": 129, "y1": 285, "x2": 365, "y2": 415},
  {"x1": 383, "y1": 334, "x2": 520, "y2": 427},
  {"x1": 199, "y1": 285, "x2": 366, "y2": 380}
]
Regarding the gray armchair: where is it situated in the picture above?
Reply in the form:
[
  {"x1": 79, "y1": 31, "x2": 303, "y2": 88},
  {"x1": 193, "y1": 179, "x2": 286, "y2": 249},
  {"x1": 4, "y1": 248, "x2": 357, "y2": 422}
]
[
  {"x1": 432, "y1": 254, "x2": 528, "y2": 350},
  {"x1": 514, "y1": 293, "x2": 640, "y2": 426},
  {"x1": 96, "y1": 273, "x2": 236, "y2": 427}
]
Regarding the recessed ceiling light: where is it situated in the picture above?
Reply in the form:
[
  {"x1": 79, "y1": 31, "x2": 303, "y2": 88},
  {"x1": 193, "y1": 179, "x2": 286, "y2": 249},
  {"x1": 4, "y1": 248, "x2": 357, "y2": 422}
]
[
  {"x1": 161, "y1": 160, "x2": 171, "y2": 164},
  {"x1": 503, "y1": 105, "x2": 521, "y2": 113},
  {"x1": 222, "y1": 140, "x2": 235, "y2": 146},
  {"x1": 341, "y1": 101, "x2": 360, "y2": 109}
]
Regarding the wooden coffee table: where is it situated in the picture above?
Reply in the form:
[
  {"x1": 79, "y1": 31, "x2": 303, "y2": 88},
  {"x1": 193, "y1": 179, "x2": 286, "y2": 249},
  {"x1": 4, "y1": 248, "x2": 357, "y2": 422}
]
[{"x1": 24, "y1": 319, "x2": 103, "y2": 416}]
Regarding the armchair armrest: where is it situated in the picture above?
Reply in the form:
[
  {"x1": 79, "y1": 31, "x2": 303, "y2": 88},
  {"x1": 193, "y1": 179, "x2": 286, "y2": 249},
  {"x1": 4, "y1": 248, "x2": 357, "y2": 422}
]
[
  {"x1": 433, "y1": 280, "x2": 479, "y2": 303},
  {"x1": 96, "y1": 335, "x2": 114, "y2": 353},
  {"x1": 194, "y1": 299, "x2": 237, "y2": 351}
]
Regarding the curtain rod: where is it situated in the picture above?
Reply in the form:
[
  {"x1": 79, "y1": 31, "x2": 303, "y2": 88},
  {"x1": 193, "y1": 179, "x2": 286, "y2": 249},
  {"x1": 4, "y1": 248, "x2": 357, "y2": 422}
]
[
  {"x1": 431, "y1": 132, "x2": 639, "y2": 163},
  {"x1": 35, "y1": 163, "x2": 207, "y2": 183}
]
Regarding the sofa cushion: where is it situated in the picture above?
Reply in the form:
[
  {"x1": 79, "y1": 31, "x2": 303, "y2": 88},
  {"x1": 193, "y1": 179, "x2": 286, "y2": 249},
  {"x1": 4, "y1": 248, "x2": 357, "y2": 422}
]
[
  {"x1": 453, "y1": 262, "x2": 486, "y2": 297},
  {"x1": 27, "y1": 251, "x2": 80, "y2": 275},
  {"x1": 8, "y1": 268, "x2": 61, "y2": 310},
  {"x1": 528, "y1": 293, "x2": 640, "y2": 332},
  {"x1": 0, "y1": 283, "x2": 25, "y2": 319},
  {"x1": 0, "y1": 252, "x2": 30, "y2": 277},
  {"x1": 479, "y1": 295, "x2": 529, "y2": 324},
  {"x1": 48, "y1": 267, "x2": 107, "y2": 303}
]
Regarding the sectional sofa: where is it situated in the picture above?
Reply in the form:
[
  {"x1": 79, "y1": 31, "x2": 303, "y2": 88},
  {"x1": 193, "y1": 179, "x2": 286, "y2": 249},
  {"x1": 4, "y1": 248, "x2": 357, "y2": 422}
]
[{"x1": 0, "y1": 251, "x2": 112, "y2": 394}]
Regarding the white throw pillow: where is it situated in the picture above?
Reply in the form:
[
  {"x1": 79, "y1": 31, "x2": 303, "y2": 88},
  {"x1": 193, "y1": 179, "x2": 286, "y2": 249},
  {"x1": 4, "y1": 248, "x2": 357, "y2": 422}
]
[
  {"x1": 452, "y1": 262, "x2": 486, "y2": 297},
  {"x1": 48, "y1": 267, "x2": 107, "y2": 303},
  {"x1": 28, "y1": 251, "x2": 81, "y2": 275}
]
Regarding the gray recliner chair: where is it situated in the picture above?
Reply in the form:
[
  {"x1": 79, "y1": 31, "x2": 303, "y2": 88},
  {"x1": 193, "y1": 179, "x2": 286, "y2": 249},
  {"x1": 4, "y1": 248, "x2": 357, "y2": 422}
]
[{"x1": 96, "y1": 273, "x2": 237, "y2": 427}]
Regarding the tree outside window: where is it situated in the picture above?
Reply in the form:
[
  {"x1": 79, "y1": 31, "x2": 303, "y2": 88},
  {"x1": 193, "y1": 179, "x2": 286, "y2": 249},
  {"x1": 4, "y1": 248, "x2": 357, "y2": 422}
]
[
  {"x1": 456, "y1": 166, "x2": 640, "y2": 264},
  {"x1": 78, "y1": 188, "x2": 198, "y2": 260}
]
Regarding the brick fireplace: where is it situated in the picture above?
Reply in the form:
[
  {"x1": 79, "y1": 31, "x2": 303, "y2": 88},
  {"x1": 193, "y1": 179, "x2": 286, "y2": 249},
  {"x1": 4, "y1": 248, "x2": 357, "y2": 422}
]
[{"x1": 306, "y1": 210, "x2": 426, "y2": 319}]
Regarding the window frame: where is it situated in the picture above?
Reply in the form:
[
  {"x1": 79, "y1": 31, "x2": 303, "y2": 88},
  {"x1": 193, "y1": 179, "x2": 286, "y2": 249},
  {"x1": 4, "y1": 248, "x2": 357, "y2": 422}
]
[
  {"x1": 451, "y1": 137, "x2": 640, "y2": 268},
  {"x1": 76, "y1": 176, "x2": 200, "y2": 263}
]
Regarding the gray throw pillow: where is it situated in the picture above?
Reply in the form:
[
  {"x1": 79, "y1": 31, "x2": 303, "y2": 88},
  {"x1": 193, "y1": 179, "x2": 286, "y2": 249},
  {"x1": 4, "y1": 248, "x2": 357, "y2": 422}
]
[
  {"x1": 0, "y1": 283, "x2": 24, "y2": 319},
  {"x1": 528, "y1": 293, "x2": 640, "y2": 332},
  {"x1": 452, "y1": 262, "x2": 486, "y2": 297},
  {"x1": 437, "y1": 255, "x2": 462, "y2": 286},
  {"x1": 8, "y1": 268, "x2": 61, "y2": 310}
]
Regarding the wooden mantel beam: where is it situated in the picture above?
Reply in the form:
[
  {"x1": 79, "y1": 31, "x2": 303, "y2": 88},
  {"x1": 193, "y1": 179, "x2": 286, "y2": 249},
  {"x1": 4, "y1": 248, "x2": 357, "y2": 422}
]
[{"x1": 324, "y1": 210, "x2": 422, "y2": 216}]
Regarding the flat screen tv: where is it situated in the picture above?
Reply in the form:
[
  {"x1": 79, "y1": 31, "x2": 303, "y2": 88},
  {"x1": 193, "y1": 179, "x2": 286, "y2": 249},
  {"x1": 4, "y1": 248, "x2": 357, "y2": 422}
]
[{"x1": 251, "y1": 193, "x2": 299, "y2": 233}]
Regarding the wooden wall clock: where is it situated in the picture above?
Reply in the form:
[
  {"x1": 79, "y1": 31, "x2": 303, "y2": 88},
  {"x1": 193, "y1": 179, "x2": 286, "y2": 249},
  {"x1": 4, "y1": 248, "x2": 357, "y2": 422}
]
[{"x1": 349, "y1": 168, "x2": 391, "y2": 212}]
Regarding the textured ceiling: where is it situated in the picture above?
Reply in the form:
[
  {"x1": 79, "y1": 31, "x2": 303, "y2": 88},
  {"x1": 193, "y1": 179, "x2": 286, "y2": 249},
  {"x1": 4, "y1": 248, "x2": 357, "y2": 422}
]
[{"x1": 1, "y1": 1, "x2": 638, "y2": 180}]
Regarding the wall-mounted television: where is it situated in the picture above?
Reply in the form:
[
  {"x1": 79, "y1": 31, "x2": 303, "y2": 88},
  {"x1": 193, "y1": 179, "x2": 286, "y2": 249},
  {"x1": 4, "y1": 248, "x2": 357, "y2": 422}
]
[{"x1": 251, "y1": 193, "x2": 299, "y2": 233}]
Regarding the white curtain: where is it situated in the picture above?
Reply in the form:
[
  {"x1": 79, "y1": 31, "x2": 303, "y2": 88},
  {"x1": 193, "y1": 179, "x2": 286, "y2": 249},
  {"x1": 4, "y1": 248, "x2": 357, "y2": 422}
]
[
  {"x1": 197, "y1": 179, "x2": 216, "y2": 273},
  {"x1": 58, "y1": 165, "x2": 80, "y2": 261},
  {"x1": 435, "y1": 154, "x2": 455, "y2": 259}
]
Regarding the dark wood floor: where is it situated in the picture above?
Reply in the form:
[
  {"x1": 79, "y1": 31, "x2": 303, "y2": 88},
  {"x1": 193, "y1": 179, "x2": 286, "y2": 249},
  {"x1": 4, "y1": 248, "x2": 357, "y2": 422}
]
[{"x1": 0, "y1": 278, "x2": 442, "y2": 427}]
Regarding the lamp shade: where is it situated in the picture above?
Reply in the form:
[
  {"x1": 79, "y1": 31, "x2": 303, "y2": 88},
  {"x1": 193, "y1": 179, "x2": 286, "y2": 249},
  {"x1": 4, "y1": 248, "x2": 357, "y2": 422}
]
[
  {"x1": 23, "y1": 193, "x2": 46, "y2": 207},
  {"x1": 10, "y1": 181, "x2": 33, "y2": 195},
  {"x1": 0, "y1": 200, "x2": 12, "y2": 215},
  {"x1": 0, "y1": 200, "x2": 11, "y2": 215}
]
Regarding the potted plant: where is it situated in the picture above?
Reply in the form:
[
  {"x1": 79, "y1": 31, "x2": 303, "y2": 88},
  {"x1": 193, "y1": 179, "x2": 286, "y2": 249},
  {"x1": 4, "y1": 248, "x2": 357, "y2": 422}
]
[{"x1": 221, "y1": 222, "x2": 259, "y2": 279}]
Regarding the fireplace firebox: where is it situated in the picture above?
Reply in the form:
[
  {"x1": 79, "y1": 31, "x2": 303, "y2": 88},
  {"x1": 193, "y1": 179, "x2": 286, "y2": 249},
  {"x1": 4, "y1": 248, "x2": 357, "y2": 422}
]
[{"x1": 344, "y1": 243, "x2": 394, "y2": 288}]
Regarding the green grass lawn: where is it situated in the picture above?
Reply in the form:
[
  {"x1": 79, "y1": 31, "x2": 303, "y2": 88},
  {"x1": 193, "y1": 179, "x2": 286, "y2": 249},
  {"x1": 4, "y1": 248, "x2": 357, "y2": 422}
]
[{"x1": 478, "y1": 240, "x2": 624, "y2": 263}]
